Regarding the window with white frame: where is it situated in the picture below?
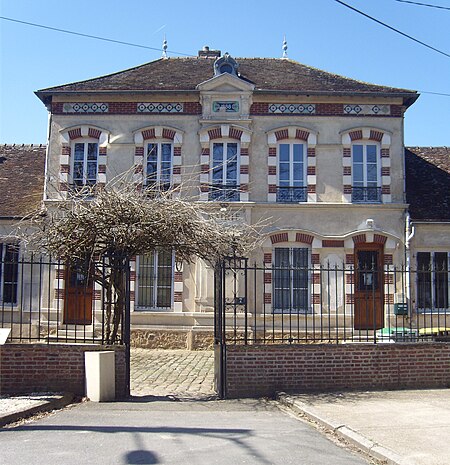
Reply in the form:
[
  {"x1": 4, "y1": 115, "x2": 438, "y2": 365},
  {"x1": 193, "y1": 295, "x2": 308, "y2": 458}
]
[
  {"x1": 277, "y1": 142, "x2": 306, "y2": 202},
  {"x1": 273, "y1": 247, "x2": 309, "y2": 312},
  {"x1": 210, "y1": 141, "x2": 239, "y2": 201},
  {"x1": 352, "y1": 143, "x2": 381, "y2": 203},
  {"x1": 136, "y1": 250, "x2": 174, "y2": 309},
  {"x1": 72, "y1": 140, "x2": 99, "y2": 186},
  {"x1": 0, "y1": 243, "x2": 19, "y2": 304},
  {"x1": 417, "y1": 252, "x2": 449, "y2": 310},
  {"x1": 145, "y1": 141, "x2": 173, "y2": 190}
]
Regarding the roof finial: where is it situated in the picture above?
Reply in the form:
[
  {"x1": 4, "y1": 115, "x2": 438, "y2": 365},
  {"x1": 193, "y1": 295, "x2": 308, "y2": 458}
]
[
  {"x1": 282, "y1": 35, "x2": 288, "y2": 59},
  {"x1": 162, "y1": 35, "x2": 168, "y2": 58}
]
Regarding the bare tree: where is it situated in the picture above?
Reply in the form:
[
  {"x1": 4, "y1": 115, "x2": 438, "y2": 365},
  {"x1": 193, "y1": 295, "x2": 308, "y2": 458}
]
[{"x1": 18, "y1": 177, "x2": 262, "y2": 343}]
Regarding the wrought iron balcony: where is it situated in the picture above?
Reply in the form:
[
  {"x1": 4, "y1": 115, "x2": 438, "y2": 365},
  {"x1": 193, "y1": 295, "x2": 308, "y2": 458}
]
[
  {"x1": 209, "y1": 184, "x2": 240, "y2": 201},
  {"x1": 352, "y1": 187, "x2": 382, "y2": 203},
  {"x1": 276, "y1": 186, "x2": 307, "y2": 203}
]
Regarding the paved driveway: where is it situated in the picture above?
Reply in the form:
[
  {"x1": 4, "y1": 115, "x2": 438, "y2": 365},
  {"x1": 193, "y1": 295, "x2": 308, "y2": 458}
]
[
  {"x1": 130, "y1": 348, "x2": 216, "y2": 399},
  {"x1": 0, "y1": 399, "x2": 368, "y2": 465}
]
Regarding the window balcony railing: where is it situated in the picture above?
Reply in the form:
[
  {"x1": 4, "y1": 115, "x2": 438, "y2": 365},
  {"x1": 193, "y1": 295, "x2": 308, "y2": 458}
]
[
  {"x1": 208, "y1": 184, "x2": 240, "y2": 201},
  {"x1": 352, "y1": 186, "x2": 382, "y2": 203},
  {"x1": 276, "y1": 186, "x2": 307, "y2": 203}
]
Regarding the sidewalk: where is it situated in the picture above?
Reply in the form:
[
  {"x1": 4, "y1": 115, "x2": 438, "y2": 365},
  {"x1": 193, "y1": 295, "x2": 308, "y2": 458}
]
[
  {"x1": 0, "y1": 393, "x2": 74, "y2": 427},
  {"x1": 279, "y1": 389, "x2": 450, "y2": 465}
]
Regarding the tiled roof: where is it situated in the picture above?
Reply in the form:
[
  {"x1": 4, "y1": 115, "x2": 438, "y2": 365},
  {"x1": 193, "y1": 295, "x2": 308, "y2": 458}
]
[
  {"x1": 0, "y1": 145, "x2": 45, "y2": 218},
  {"x1": 406, "y1": 147, "x2": 450, "y2": 222},
  {"x1": 36, "y1": 57, "x2": 418, "y2": 105}
]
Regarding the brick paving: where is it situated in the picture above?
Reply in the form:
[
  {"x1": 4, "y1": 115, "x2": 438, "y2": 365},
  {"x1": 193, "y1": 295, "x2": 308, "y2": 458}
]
[{"x1": 130, "y1": 348, "x2": 216, "y2": 399}]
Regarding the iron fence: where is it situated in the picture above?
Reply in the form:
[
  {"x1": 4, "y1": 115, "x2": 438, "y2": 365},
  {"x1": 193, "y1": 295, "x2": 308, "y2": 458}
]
[
  {"x1": 0, "y1": 253, "x2": 128, "y2": 345},
  {"x1": 215, "y1": 257, "x2": 450, "y2": 345}
]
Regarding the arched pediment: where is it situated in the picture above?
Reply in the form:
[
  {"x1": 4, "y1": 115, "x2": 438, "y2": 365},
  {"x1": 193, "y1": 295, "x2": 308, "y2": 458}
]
[
  {"x1": 266, "y1": 126, "x2": 317, "y2": 146},
  {"x1": 133, "y1": 125, "x2": 184, "y2": 145}
]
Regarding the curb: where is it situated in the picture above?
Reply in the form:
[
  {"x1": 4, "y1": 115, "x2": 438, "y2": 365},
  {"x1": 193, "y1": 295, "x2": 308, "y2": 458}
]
[
  {"x1": 277, "y1": 393, "x2": 413, "y2": 465},
  {"x1": 0, "y1": 393, "x2": 74, "y2": 427}
]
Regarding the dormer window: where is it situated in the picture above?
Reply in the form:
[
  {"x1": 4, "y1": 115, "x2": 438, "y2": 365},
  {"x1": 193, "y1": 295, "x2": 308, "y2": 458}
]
[{"x1": 214, "y1": 53, "x2": 239, "y2": 76}]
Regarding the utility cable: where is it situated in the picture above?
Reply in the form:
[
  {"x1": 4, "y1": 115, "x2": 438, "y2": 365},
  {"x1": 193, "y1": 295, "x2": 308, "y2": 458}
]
[
  {"x1": 335, "y1": 0, "x2": 450, "y2": 59},
  {"x1": 394, "y1": 0, "x2": 450, "y2": 10},
  {"x1": 0, "y1": 16, "x2": 195, "y2": 57},
  {"x1": 1, "y1": 14, "x2": 449, "y2": 96}
]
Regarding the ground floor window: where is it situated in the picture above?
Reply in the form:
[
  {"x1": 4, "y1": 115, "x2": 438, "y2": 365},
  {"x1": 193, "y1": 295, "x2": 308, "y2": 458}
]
[
  {"x1": 0, "y1": 243, "x2": 19, "y2": 304},
  {"x1": 137, "y1": 250, "x2": 173, "y2": 309},
  {"x1": 417, "y1": 252, "x2": 449, "y2": 310},
  {"x1": 273, "y1": 247, "x2": 309, "y2": 312}
]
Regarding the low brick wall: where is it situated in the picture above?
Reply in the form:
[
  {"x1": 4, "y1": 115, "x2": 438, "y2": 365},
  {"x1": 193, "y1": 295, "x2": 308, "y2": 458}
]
[
  {"x1": 225, "y1": 343, "x2": 450, "y2": 398},
  {"x1": 0, "y1": 344, "x2": 127, "y2": 399}
]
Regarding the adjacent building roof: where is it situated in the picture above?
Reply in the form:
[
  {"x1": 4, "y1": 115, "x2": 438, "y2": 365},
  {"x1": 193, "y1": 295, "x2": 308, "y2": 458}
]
[
  {"x1": 36, "y1": 56, "x2": 418, "y2": 106},
  {"x1": 406, "y1": 147, "x2": 450, "y2": 222},
  {"x1": 0, "y1": 145, "x2": 46, "y2": 218}
]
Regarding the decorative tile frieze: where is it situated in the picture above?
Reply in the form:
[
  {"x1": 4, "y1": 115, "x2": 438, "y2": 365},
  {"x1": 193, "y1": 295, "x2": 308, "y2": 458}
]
[
  {"x1": 268, "y1": 103, "x2": 315, "y2": 114},
  {"x1": 137, "y1": 102, "x2": 184, "y2": 113},
  {"x1": 63, "y1": 103, "x2": 109, "y2": 113},
  {"x1": 343, "y1": 104, "x2": 390, "y2": 116}
]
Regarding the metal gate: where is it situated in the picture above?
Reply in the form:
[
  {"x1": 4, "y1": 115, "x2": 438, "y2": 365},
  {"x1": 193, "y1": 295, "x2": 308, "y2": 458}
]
[{"x1": 214, "y1": 256, "x2": 249, "y2": 398}]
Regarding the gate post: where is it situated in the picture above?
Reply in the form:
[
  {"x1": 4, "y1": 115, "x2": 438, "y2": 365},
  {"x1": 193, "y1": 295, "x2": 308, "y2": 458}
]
[
  {"x1": 123, "y1": 260, "x2": 131, "y2": 398},
  {"x1": 214, "y1": 260, "x2": 226, "y2": 399}
]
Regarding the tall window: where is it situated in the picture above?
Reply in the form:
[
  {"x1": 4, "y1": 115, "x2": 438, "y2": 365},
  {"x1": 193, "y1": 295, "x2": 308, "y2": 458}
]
[
  {"x1": 73, "y1": 141, "x2": 98, "y2": 186},
  {"x1": 352, "y1": 143, "x2": 381, "y2": 203},
  {"x1": 137, "y1": 250, "x2": 173, "y2": 309},
  {"x1": 277, "y1": 142, "x2": 306, "y2": 202},
  {"x1": 417, "y1": 252, "x2": 449, "y2": 310},
  {"x1": 210, "y1": 141, "x2": 239, "y2": 201},
  {"x1": 0, "y1": 243, "x2": 19, "y2": 304},
  {"x1": 146, "y1": 141, "x2": 173, "y2": 190},
  {"x1": 273, "y1": 248, "x2": 309, "y2": 312}
]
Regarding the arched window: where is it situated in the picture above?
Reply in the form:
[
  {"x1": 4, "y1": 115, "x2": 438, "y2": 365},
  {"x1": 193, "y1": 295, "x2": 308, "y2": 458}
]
[
  {"x1": 351, "y1": 141, "x2": 381, "y2": 203},
  {"x1": 277, "y1": 140, "x2": 307, "y2": 202},
  {"x1": 59, "y1": 126, "x2": 109, "y2": 196},
  {"x1": 267, "y1": 127, "x2": 317, "y2": 203},
  {"x1": 134, "y1": 126, "x2": 183, "y2": 194},
  {"x1": 199, "y1": 124, "x2": 251, "y2": 202},
  {"x1": 210, "y1": 139, "x2": 240, "y2": 201},
  {"x1": 72, "y1": 138, "x2": 99, "y2": 187},
  {"x1": 145, "y1": 139, "x2": 173, "y2": 190},
  {"x1": 341, "y1": 128, "x2": 391, "y2": 204}
]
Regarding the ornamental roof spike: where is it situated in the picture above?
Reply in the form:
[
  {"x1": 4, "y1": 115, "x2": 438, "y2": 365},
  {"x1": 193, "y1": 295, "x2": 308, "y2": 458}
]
[
  {"x1": 282, "y1": 35, "x2": 288, "y2": 59},
  {"x1": 162, "y1": 35, "x2": 168, "y2": 59}
]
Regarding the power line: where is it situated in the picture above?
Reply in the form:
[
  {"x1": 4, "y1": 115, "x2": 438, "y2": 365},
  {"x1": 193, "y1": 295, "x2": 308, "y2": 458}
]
[
  {"x1": 418, "y1": 90, "x2": 450, "y2": 97},
  {"x1": 335, "y1": 0, "x2": 450, "y2": 59},
  {"x1": 1, "y1": 14, "x2": 449, "y2": 97},
  {"x1": 394, "y1": 0, "x2": 450, "y2": 10},
  {"x1": 0, "y1": 16, "x2": 194, "y2": 57}
]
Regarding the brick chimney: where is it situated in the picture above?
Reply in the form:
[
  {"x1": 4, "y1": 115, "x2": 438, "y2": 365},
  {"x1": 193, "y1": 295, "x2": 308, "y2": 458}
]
[{"x1": 198, "y1": 46, "x2": 221, "y2": 58}]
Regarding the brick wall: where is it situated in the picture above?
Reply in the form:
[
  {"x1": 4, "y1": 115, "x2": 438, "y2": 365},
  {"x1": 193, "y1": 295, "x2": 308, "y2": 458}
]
[
  {"x1": 225, "y1": 343, "x2": 450, "y2": 398},
  {"x1": 0, "y1": 344, "x2": 127, "y2": 399}
]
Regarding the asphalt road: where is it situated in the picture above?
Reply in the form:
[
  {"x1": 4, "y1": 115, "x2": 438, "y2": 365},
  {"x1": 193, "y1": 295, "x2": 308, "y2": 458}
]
[{"x1": 0, "y1": 398, "x2": 368, "y2": 465}]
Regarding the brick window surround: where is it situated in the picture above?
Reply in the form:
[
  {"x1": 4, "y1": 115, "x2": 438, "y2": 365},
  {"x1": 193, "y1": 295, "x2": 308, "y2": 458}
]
[
  {"x1": 198, "y1": 124, "x2": 252, "y2": 202},
  {"x1": 133, "y1": 126, "x2": 184, "y2": 193},
  {"x1": 266, "y1": 126, "x2": 317, "y2": 203},
  {"x1": 59, "y1": 125, "x2": 109, "y2": 198},
  {"x1": 341, "y1": 127, "x2": 392, "y2": 204}
]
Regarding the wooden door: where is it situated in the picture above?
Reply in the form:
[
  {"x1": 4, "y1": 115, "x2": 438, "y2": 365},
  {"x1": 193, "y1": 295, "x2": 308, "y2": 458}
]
[
  {"x1": 354, "y1": 243, "x2": 384, "y2": 330},
  {"x1": 64, "y1": 266, "x2": 93, "y2": 325}
]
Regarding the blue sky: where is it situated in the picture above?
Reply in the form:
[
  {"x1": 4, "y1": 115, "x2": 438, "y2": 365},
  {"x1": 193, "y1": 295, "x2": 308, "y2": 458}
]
[{"x1": 1, "y1": 0, "x2": 449, "y2": 145}]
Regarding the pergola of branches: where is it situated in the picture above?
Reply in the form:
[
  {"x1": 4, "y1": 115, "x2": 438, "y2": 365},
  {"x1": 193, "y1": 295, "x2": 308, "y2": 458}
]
[{"x1": 20, "y1": 180, "x2": 262, "y2": 343}]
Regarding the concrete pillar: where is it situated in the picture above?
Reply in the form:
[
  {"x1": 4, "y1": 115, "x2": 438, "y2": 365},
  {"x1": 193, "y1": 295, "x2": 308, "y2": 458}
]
[{"x1": 85, "y1": 351, "x2": 115, "y2": 402}]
